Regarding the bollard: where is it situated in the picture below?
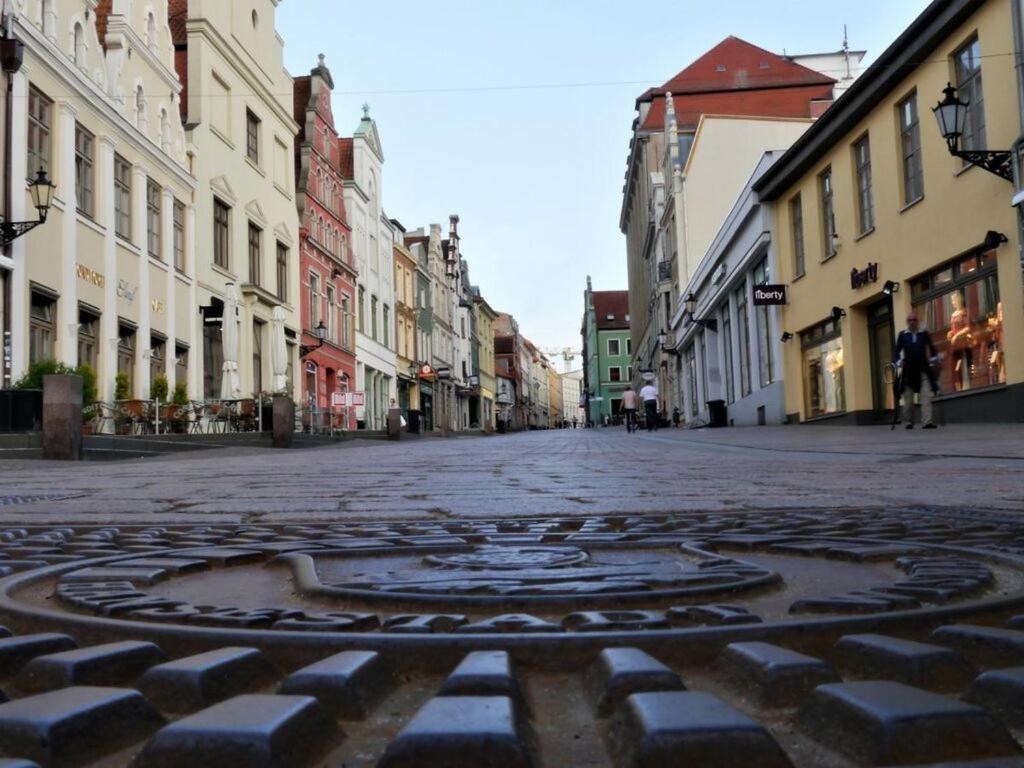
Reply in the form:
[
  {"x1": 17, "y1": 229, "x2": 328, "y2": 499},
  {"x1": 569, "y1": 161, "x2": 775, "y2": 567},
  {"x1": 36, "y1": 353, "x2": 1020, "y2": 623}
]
[
  {"x1": 387, "y1": 407, "x2": 402, "y2": 441},
  {"x1": 42, "y1": 375, "x2": 83, "y2": 461},
  {"x1": 272, "y1": 396, "x2": 294, "y2": 449}
]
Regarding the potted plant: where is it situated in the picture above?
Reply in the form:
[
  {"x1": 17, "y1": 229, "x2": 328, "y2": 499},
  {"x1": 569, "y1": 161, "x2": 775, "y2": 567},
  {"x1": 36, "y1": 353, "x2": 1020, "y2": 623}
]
[
  {"x1": 76, "y1": 363, "x2": 98, "y2": 435},
  {"x1": 113, "y1": 372, "x2": 131, "y2": 434},
  {"x1": 150, "y1": 374, "x2": 169, "y2": 403},
  {"x1": 168, "y1": 382, "x2": 190, "y2": 433}
]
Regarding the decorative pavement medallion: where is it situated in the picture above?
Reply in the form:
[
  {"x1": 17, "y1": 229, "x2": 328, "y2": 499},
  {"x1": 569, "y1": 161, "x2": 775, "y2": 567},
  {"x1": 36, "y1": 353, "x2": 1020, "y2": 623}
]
[{"x1": 0, "y1": 509, "x2": 1022, "y2": 765}]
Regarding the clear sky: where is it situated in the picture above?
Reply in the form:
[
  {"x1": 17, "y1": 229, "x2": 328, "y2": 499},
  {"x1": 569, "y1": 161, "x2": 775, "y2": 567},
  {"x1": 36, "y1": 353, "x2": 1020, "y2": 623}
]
[{"x1": 276, "y1": 0, "x2": 931, "y2": 354}]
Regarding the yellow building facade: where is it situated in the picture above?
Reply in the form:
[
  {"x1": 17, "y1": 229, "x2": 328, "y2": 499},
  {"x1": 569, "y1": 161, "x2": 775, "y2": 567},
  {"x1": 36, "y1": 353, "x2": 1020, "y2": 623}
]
[
  {"x1": 757, "y1": 0, "x2": 1024, "y2": 423},
  {"x1": 473, "y1": 294, "x2": 497, "y2": 432}
]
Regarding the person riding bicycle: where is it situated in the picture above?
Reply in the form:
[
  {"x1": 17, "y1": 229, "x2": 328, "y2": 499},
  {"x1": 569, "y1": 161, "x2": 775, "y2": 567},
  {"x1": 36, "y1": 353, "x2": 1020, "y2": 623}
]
[{"x1": 894, "y1": 312, "x2": 940, "y2": 429}]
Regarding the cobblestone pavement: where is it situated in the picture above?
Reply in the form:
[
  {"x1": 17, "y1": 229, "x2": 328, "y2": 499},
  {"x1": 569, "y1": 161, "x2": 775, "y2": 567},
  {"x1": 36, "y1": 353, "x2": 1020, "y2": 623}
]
[
  {"x1": 0, "y1": 428, "x2": 1017, "y2": 765},
  {"x1": 0, "y1": 424, "x2": 1020, "y2": 524}
]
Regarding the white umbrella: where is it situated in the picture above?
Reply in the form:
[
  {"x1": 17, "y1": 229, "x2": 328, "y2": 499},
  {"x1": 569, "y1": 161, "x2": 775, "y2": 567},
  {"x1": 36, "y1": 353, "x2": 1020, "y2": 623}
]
[
  {"x1": 271, "y1": 305, "x2": 288, "y2": 393},
  {"x1": 220, "y1": 283, "x2": 241, "y2": 399}
]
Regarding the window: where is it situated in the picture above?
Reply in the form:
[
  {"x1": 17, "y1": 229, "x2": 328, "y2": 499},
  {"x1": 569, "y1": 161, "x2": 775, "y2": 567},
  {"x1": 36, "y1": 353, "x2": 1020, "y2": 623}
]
[
  {"x1": 790, "y1": 195, "x2": 805, "y2": 277},
  {"x1": 27, "y1": 87, "x2": 51, "y2": 175},
  {"x1": 326, "y1": 285, "x2": 336, "y2": 343},
  {"x1": 853, "y1": 136, "x2": 874, "y2": 234},
  {"x1": 954, "y1": 37, "x2": 985, "y2": 152},
  {"x1": 213, "y1": 199, "x2": 229, "y2": 269},
  {"x1": 147, "y1": 180, "x2": 162, "y2": 259},
  {"x1": 722, "y1": 307, "x2": 734, "y2": 404},
  {"x1": 246, "y1": 109, "x2": 260, "y2": 164},
  {"x1": 801, "y1": 318, "x2": 845, "y2": 417},
  {"x1": 911, "y1": 249, "x2": 1004, "y2": 393},
  {"x1": 735, "y1": 284, "x2": 751, "y2": 398},
  {"x1": 75, "y1": 124, "x2": 94, "y2": 217},
  {"x1": 754, "y1": 258, "x2": 774, "y2": 388},
  {"x1": 78, "y1": 310, "x2": 98, "y2": 370},
  {"x1": 341, "y1": 296, "x2": 351, "y2": 349},
  {"x1": 685, "y1": 345, "x2": 698, "y2": 417},
  {"x1": 175, "y1": 345, "x2": 188, "y2": 387},
  {"x1": 252, "y1": 321, "x2": 264, "y2": 393},
  {"x1": 173, "y1": 200, "x2": 186, "y2": 271},
  {"x1": 608, "y1": 338, "x2": 621, "y2": 357},
  {"x1": 135, "y1": 86, "x2": 146, "y2": 131},
  {"x1": 358, "y1": 286, "x2": 365, "y2": 332},
  {"x1": 117, "y1": 325, "x2": 136, "y2": 398},
  {"x1": 73, "y1": 22, "x2": 86, "y2": 67},
  {"x1": 29, "y1": 292, "x2": 55, "y2": 363},
  {"x1": 371, "y1": 296, "x2": 378, "y2": 340},
  {"x1": 276, "y1": 243, "x2": 288, "y2": 302},
  {"x1": 382, "y1": 304, "x2": 390, "y2": 347},
  {"x1": 898, "y1": 94, "x2": 924, "y2": 205},
  {"x1": 626, "y1": 338, "x2": 632, "y2": 356},
  {"x1": 309, "y1": 272, "x2": 320, "y2": 327},
  {"x1": 247, "y1": 223, "x2": 261, "y2": 285},
  {"x1": 149, "y1": 337, "x2": 165, "y2": 386},
  {"x1": 114, "y1": 155, "x2": 132, "y2": 240},
  {"x1": 608, "y1": 366, "x2": 622, "y2": 382},
  {"x1": 202, "y1": 323, "x2": 223, "y2": 400},
  {"x1": 819, "y1": 167, "x2": 836, "y2": 259}
]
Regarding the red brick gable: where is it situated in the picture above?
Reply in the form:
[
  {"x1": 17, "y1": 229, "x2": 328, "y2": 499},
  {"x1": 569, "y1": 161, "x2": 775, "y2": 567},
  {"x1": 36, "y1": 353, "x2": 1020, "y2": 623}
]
[
  {"x1": 293, "y1": 76, "x2": 311, "y2": 139},
  {"x1": 643, "y1": 84, "x2": 834, "y2": 132},
  {"x1": 338, "y1": 137, "x2": 354, "y2": 180}
]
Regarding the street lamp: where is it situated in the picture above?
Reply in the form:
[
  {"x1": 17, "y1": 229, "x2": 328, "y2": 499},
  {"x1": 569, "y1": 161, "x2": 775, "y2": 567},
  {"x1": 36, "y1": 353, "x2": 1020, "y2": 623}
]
[
  {"x1": 933, "y1": 83, "x2": 1013, "y2": 182},
  {"x1": 882, "y1": 280, "x2": 900, "y2": 296},
  {"x1": 299, "y1": 321, "x2": 327, "y2": 357},
  {"x1": 0, "y1": 168, "x2": 55, "y2": 247},
  {"x1": 831, "y1": 306, "x2": 847, "y2": 322},
  {"x1": 683, "y1": 293, "x2": 718, "y2": 333}
]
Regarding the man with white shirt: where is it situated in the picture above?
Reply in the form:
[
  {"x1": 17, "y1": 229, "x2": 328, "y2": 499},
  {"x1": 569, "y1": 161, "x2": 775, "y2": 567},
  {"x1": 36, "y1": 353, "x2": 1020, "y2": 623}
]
[{"x1": 640, "y1": 381, "x2": 659, "y2": 432}]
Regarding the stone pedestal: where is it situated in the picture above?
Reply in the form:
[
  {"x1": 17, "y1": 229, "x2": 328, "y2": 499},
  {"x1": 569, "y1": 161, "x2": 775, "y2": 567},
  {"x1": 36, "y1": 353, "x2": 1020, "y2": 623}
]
[
  {"x1": 272, "y1": 397, "x2": 294, "y2": 449},
  {"x1": 43, "y1": 375, "x2": 83, "y2": 461},
  {"x1": 387, "y1": 408, "x2": 402, "y2": 441}
]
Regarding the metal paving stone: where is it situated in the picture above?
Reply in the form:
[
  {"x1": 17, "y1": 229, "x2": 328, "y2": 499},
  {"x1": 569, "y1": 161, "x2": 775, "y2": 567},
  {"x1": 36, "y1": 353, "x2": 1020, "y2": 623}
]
[
  {"x1": 0, "y1": 759, "x2": 41, "y2": 767},
  {"x1": 606, "y1": 690, "x2": 793, "y2": 768},
  {"x1": 720, "y1": 641, "x2": 839, "y2": 707},
  {"x1": 963, "y1": 668, "x2": 1024, "y2": 729},
  {"x1": 378, "y1": 695, "x2": 532, "y2": 768},
  {"x1": 588, "y1": 647, "x2": 685, "y2": 717},
  {"x1": 57, "y1": 567, "x2": 169, "y2": 586},
  {"x1": 439, "y1": 650, "x2": 524, "y2": 706},
  {"x1": 830, "y1": 634, "x2": 976, "y2": 692},
  {"x1": 0, "y1": 686, "x2": 164, "y2": 767},
  {"x1": 135, "y1": 694, "x2": 338, "y2": 768},
  {"x1": 278, "y1": 650, "x2": 389, "y2": 719},
  {"x1": 136, "y1": 647, "x2": 277, "y2": 714},
  {"x1": 0, "y1": 635, "x2": 76, "y2": 678},
  {"x1": 798, "y1": 680, "x2": 1019, "y2": 765},
  {"x1": 13, "y1": 640, "x2": 167, "y2": 693},
  {"x1": 931, "y1": 625, "x2": 1024, "y2": 668}
]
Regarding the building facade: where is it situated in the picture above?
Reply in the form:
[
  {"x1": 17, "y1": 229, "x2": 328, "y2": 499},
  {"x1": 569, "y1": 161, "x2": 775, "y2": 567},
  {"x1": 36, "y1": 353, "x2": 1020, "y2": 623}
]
[
  {"x1": 9, "y1": 0, "x2": 198, "y2": 403},
  {"x1": 561, "y1": 369, "x2": 585, "y2": 424},
  {"x1": 340, "y1": 109, "x2": 396, "y2": 430},
  {"x1": 756, "y1": 0, "x2": 1024, "y2": 423},
  {"x1": 547, "y1": 364, "x2": 563, "y2": 427},
  {"x1": 392, "y1": 220, "x2": 418, "y2": 423},
  {"x1": 494, "y1": 311, "x2": 523, "y2": 430},
  {"x1": 473, "y1": 291, "x2": 498, "y2": 432},
  {"x1": 293, "y1": 56, "x2": 356, "y2": 428},
  {"x1": 581, "y1": 281, "x2": 632, "y2": 423}
]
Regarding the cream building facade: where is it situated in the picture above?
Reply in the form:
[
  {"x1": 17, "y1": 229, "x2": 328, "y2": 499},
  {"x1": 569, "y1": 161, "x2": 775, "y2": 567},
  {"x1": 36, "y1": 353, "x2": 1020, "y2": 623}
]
[
  {"x1": 472, "y1": 291, "x2": 497, "y2": 432},
  {"x1": 8, "y1": 0, "x2": 197, "y2": 402},
  {"x1": 176, "y1": 0, "x2": 300, "y2": 402}
]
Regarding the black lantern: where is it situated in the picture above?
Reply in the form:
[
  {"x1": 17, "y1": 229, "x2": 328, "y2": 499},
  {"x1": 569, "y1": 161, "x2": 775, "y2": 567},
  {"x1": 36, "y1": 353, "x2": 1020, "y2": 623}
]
[
  {"x1": 0, "y1": 167, "x2": 55, "y2": 246},
  {"x1": 684, "y1": 292, "x2": 697, "y2": 316},
  {"x1": 683, "y1": 293, "x2": 717, "y2": 332},
  {"x1": 933, "y1": 83, "x2": 1012, "y2": 181},
  {"x1": 299, "y1": 321, "x2": 327, "y2": 357}
]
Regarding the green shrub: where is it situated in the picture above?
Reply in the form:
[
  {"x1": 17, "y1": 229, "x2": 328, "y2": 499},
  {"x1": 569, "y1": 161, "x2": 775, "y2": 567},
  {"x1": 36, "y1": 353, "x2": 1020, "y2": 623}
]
[
  {"x1": 172, "y1": 381, "x2": 189, "y2": 406},
  {"x1": 75, "y1": 363, "x2": 98, "y2": 406},
  {"x1": 150, "y1": 374, "x2": 169, "y2": 402},
  {"x1": 114, "y1": 372, "x2": 131, "y2": 401},
  {"x1": 13, "y1": 360, "x2": 72, "y2": 390}
]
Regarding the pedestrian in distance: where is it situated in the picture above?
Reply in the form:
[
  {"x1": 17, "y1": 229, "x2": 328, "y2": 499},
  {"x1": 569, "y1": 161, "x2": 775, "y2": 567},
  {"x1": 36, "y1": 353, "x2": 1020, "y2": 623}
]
[
  {"x1": 894, "y1": 312, "x2": 940, "y2": 430},
  {"x1": 621, "y1": 386, "x2": 639, "y2": 433},
  {"x1": 672, "y1": 407, "x2": 681, "y2": 428},
  {"x1": 640, "y1": 381, "x2": 659, "y2": 432}
]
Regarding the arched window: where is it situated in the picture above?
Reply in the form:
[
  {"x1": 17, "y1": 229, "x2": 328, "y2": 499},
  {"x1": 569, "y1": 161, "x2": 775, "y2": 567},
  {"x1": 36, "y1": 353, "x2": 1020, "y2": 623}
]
[
  {"x1": 160, "y1": 108, "x2": 170, "y2": 152},
  {"x1": 147, "y1": 13, "x2": 157, "y2": 47},
  {"x1": 73, "y1": 22, "x2": 86, "y2": 68},
  {"x1": 314, "y1": 168, "x2": 321, "y2": 198},
  {"x1": 136, "y1": 86, "x2": 146, "y2": 131}
]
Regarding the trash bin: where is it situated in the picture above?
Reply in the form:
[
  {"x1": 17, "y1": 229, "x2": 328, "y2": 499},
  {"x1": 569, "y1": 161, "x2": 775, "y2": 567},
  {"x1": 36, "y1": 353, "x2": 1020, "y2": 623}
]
[
  {"x1": 707, "y1": 399, "x2": 727, "y2": 428},
  {"x1": 407, "y1": 409, "x2": 422, "y2": 434}
]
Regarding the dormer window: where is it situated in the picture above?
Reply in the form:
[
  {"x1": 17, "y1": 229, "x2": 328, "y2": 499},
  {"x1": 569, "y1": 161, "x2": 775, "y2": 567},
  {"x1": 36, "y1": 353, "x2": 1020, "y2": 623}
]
[
  {"x1": 715, "y1": 65, "x2": 727, "y2": 72},
  {"x1": 759, "y1": 62, "x2": 770, "y2": 69},
  {"x1": 606, "y1": 314, "x2": 615, "y2": 321}
]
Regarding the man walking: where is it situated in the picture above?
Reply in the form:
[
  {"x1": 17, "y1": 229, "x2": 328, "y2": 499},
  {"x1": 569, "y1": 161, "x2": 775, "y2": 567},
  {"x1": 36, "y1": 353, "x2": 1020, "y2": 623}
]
[
  {"x1": 894, "y1": 312, "x2": 940, "y2": 429},
  {"x1": 640, "y1": 381, "x2": 659, "y2": 432},
  {"x1": 621, "y1": 386, "x2": 638, "y2": 433}
]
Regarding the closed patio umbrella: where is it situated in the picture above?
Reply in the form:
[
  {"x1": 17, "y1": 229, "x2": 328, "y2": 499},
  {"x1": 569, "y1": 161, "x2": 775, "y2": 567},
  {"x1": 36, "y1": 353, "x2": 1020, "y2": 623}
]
[
  {"x1": 271, "y1": 305, "x2": 288, "y2": 393},
  {"x1": 220, "y1": 284, "x2": 241, "y2": 399}
]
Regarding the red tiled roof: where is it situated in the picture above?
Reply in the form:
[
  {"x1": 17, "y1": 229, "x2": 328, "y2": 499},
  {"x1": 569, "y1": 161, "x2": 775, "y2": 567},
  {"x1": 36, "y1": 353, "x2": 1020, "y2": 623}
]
[
  {"x1": 593, "y1": 291, "x2": 630, "y2": 331},
  {"x1": 293, "y1": 75, "x2": 311, "y2": 138},
  {"x1": 94, "y1": 0, "x2": 113, "y2": 45},
  {"x1": 638, "y1": 36, "x2": 836, "y2": 131},
  {"x1": 338, "y1": 137, "x2": 354, "y2": 180},
  {"x1": 168, "y1": 0, "x2": 188, "y2": 46}
]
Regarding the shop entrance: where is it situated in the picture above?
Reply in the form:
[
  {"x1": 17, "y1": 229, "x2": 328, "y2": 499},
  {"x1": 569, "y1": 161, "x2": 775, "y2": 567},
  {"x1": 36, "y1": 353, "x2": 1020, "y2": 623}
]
[{"x1": 867, "y1": 298, "x2": 896, "y2": 418}]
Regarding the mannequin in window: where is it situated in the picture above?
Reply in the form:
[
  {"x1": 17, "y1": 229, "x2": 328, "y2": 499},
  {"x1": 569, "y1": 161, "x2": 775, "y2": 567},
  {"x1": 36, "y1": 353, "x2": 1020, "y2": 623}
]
[
  {"x1": 825, "y1": 346, "x2": 844, "y2": 412},
  {"x1": 947, "y1": 290, "x2": 973, "y2": 390},
  {"x1": 987, "y1": 300, "x2": 1005, "y2": 385}
]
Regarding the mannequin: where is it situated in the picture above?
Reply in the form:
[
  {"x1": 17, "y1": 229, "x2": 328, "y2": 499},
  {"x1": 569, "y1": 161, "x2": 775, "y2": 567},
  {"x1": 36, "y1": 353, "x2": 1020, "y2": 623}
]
[
  {"x1": 947, "y1": 291, "x2": 973, "y2": 390},
  {"x1": 987, "y1": 300, "x2": 1005, "y2": 384},
  {"x1": 825, "y1": 345, "x2": 845, "y2": 412}
]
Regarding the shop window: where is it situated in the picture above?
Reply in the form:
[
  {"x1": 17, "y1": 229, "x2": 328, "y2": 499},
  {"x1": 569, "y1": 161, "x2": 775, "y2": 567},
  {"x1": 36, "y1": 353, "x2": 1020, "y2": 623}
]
[
  {"x1": 117, "y1": 325, "x2": 136, "y2": 398},
  {"x1": 753, "y1": 258, "x2": 774, "y2": 388},
  {"x1": 27, "y1": 86, "x2": 51, "y2": 176},
  {"x1": 213, "y1": 199, "x2": 230, "y2": 269},
  {"x1": 722, "y1": 307, "x2": 734, "y2": 404},
  {"x1": 149, "y1": 337, "x2": 165, "y2": 387},
  {"x1": 735, "y1": 284, "x2": 751, "y2": 397},
  {"x1": 175, "y1": 345, "x2": 188, "y2": 388},
  {"x1": 114, "y1": 155, "x2": 132, "y2": 240},
  {"x1": 685, "y1": 345, "x2": 698, "y2": 417},
  {"x1": 173, "y1": 200, "x2": 186, "y2": 272},
  {"x1": 911, "y1": 250, "x2": 1004, "y2": 392},
  {"x1": 202, "y1": 323, "x2": 223, "y2": 400},
  {"x1": 75, "y1": 124, "x2": 94, "y2": 218},
  {"x1": 790, "y1": 194, "x2": 805, "y2": 277},
  {"x1": 29, "y1": 292, "x2": 56, "y2": 364},
  {"x1": 801, "y1": 318, "x2": 845, "y2": 417},
  {"x1": 77, "y1": 310, "x2": 99, "y2": 370},
  {"x1": 954, "y1": 37, "x2": 985, "y2": 153},
  {"x1": 147, "y1": 180, "x2": 162, "y2": 260},
  {"x1": 853, "y1": 135, "x2": 874, "y2": 234},
  {"x1": 898, "y1": 93, "x2": 924, "y2": 205}
]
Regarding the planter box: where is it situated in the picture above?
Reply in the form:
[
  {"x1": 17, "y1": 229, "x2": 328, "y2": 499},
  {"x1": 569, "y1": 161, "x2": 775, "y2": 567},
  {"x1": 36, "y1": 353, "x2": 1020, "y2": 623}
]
[{"x1": 0, "y1": 390, "x2": 43, "y2": 433}]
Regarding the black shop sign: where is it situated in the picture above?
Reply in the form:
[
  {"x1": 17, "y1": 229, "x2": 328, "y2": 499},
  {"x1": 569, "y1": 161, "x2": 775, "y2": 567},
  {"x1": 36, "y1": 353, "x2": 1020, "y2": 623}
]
[
  {"x1": 850, "y1": 262, "x2": 879, "y2": 290},
  {"x1": 753, "y1": 285, "x2": 787, "y2": 306}
]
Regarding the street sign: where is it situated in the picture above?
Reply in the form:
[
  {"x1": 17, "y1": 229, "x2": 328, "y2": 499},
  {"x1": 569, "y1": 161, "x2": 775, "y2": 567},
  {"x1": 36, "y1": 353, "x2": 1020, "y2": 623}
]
[
  {"x1": 436, "y1": 367, "x2": 452, "y2": 380},
  {"x1": 331, "y1": 392, "x2": 346, "y2": 407},
  {"x1": 418, "y1": 363, "x2": 437, "y2": 380},
  {"x1": 753, "y1": 285, "x2": 787, "y2": 306},
  {"x1": 349, "y1": 392, "x2": 365, "y2": 407}
]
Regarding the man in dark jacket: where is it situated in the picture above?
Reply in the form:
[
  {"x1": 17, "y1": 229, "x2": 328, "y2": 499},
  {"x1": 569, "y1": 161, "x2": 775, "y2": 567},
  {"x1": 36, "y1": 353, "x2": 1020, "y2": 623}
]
[{"x1": 894, "y1": 313, "x2": 940, "y2": 429}]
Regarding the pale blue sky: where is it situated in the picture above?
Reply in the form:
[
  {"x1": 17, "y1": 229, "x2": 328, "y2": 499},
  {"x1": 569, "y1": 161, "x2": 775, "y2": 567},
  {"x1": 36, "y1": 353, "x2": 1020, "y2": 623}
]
[{"x1": 277, "y1": 0, "x2": 931, "y2": 352}]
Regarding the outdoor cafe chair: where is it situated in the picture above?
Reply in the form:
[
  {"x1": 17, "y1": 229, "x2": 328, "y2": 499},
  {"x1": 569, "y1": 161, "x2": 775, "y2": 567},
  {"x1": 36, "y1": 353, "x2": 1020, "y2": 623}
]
[
  {"x1": 207, "y1": 400, "x2": 232, "y2": 434},
  {"x1": 189, "y1": 401, "x2": 206, "y2": 434}
]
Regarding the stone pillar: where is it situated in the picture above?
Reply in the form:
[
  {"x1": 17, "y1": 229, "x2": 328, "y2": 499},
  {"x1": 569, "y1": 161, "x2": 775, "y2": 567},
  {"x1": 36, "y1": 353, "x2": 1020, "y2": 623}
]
[
  {"x1": 98, "y1": 136, "x2": 118, "y2": 402},
  {"x1": 132, "y1": 166, "x2": 150, "y2": 399},
  {"x1": 42, "y1": 375, "x2": 82, "y2": 461},
  {"x1": 186, "y1": 204, "x2": 200, "y2": 402},
  {"x1": 161, "y1": 187, "x2": 176, "y2": 389},
  {"x1": 9, "y1": 69, "x2": 28, "y2": 382},
  {"x1": 57, "y1": 102, "x2": 79, "y2": 366},
  {"x1": 272, "y1": 395, "x2": 294, "y2": 448}
]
